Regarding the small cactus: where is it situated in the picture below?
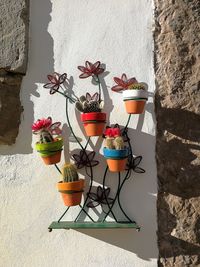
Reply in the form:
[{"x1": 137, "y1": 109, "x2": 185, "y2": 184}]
[
  {"x1": 62, "y1": 163, "x2": 79, "y2": 183},
  {"x1": 105, "y1": 137, "x2": 114, "y2": 149},
  {"x1": 75, "y1": 92, "x2": 104, "y2": 113},
  {"x1": 32, "y1": 117, "x2": 58, "y2": 144},
  {"x1": 39, "y1": 129, "x2": 54, "y2": 143},
  {"x1": 128, "y1": 82, "x2": 147, "y2": 90},
  {"x1": 113, "y1": 136, "x2": 124, "y2": 150}
]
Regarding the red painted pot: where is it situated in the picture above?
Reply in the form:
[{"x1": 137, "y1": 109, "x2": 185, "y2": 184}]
[
  {"x1": 81, "y1": 112, "x2": 106, "y2": 137},
  {"x1": 81, "y1": 112, "x2": 106, "y2": 122}
]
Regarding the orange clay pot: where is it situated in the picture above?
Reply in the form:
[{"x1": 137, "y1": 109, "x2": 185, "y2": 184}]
[
  {"x1": 57, "y1": 179, "x2": 84, "y2": 206},
  {"x1": 42, "y1": 151, "x2": 61, "y2": 165},
  {"x1": 124, "y1": 100, "x2": 146, "y2": 114},
  {"x1": 106, "y1": 158, "x2": 127, "y2": 172},
  {"x1": 83, "y1": 122, "x2": 105, "y2": 137}
]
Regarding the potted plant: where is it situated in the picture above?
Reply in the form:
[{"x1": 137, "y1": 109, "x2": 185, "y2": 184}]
[
  {"x1": 103, "y1": 125, "x2": 129, "y2": 172},
  {"x1": 111, "y1": 73, "x2": 148, "y2": 114},
  {"x1": 75, "y1": 92, "x2": 106, "y2": 136},
  {"x1": 57, "y1": 163, "x2": 84, "y2": 206},
  {"x1": 32, "y1": 117, "x2": 63, "y2": 165}
]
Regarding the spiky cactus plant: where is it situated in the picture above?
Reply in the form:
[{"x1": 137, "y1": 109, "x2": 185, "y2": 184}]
[
  {"x1": 128, "y1": 83, "x2": 147, "y2": 90},
  {"x1": 75, "y1": 93, "x2": 104, "y2": 113},
  {"x1": 62, "y1": 163, "x2": 79, "y2": 183},
  {"x1": 32, "y1": 117, "x2": 62, "y2": 144},
  {"x1": 39, "y1": 129, "x2": 54, "y2": 143},
  {"x1": 104, "y1": 137, "x2": 114, "y2": 149},
  {"x1": 113, "y1": 136, "x2": 124, "y2": 150}
]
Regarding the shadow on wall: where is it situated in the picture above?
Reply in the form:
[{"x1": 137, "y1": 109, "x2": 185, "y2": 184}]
[
  {"x1": 156, "y1": 106, "x2": 200, "y2": 199},
  {"x1": 0, "y1": 0, "x2": 54, "y2": 155},
  {"x1": 53, "y1": 89, "x2": 157, "y2": 260}
]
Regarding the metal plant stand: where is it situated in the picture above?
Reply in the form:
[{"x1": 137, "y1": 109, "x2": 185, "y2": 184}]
[{"x1": 45, "y1": 71, "x2": 145, "y2": 232}]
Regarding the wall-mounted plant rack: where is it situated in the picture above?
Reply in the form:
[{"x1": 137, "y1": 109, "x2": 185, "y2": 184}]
[{"x1": 33, "y1": 61, "x2": 147, "y2": 232}]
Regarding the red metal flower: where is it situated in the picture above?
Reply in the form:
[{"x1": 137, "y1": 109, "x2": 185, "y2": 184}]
[
  {"x1": 78, "y1": 61, "x2": 104, "y2": 79},
  {"x1": 43, "y1": 72, "x2": 67, "y2": 94},
  {"x1": 111, "y1": 73, "x2": 138, "y2": 92}
]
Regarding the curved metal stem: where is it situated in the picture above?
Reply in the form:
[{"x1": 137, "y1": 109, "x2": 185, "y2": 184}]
[
  {"x1": 101, "y1": 166, "x2": 118, "y2": 221},
  {"x1": 102, "y1": 171, "x2": 120, "y2": 222},
  {"x1": 54, "y1": 164, "x2": 61, "y2": 174},
  {"x1": 117, "y1": 171, "x2": 136, "y2": 223},
  {"x1": 96, "y1": 75, "x2": 101, "y2": 101},
  {"x1": 65, "y1": 98, "x2": 95, "y2": 221}
]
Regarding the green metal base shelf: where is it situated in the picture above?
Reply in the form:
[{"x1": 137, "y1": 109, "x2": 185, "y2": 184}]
[{"x1": 48, "y1": 221, "x2": 140, "y2": 231}]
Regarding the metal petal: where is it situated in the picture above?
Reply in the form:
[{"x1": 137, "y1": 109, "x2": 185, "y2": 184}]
[
  {"x1": 133, "y1": 167, "x2": 145, "y2": 173},
  {"x1": 97, "y1": 186, "x2": 103, "y2": 198},
  {"x1": 111, "y1": 85, "x2": 124, "y2": 92},
  {"x1": 79, "y1": 73, "x2": 91, "y2": 79},
  {"x1": 43, "y1": 83, "x2": 54, "y2": 89},
  {"x1": 133, "y1": 156, "x2": 142, "y2": 167},
  {"x1": 58, "y1": 73, "x2": 67, "y2": 84},
  {"x1": 87, "y1": 192, "x2": 98, "y2": 201},
  {"x1": 121, "y1": 73, "x2": 128, "y2": 82}
]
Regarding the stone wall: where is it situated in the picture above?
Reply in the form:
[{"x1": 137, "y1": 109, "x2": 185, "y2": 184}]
[
  {"x1": 154, "y1": 0, "x2": 200, "y2": 266},
  {"x1": 0, "y1": 0, "x2": 29, "y2": 145}
]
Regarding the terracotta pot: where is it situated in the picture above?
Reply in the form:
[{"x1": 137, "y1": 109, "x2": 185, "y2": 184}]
[
  {"x1": 80, "y1": 112, "x2": 106, "y2": 137},
  {"x1": 103, "y1": 147, "x2": 129, "y2": 172},
  {"x1": 106, "y1": 158, "x2": 127, "y2": 172},
  {"x1": 57, "y1": 179, "x2": 84, "y2": 206},
  {"x1": 83, "y1": 121, "x2": 106, "y2": 136},
  {"x1": 42, "y1": 151, "x2": 62, "y2": 165},
  {"x1": 124, "y1": 100, "x2": 146, "y2": 114},
  {"x1": 35, "y1": 138, "x2": 63, "y2": 165}
]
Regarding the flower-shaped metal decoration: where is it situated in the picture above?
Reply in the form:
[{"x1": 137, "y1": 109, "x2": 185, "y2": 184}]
[
  {"x1": 43, "y1": 72, "x2": 67, "y2": 94},
  {"x1": 87, "y1": 186, "x2": 114, "y2": 208},
  {"x1": 126, "y1": 156, "x2": 145, "y2": 173},
  {"x1": 72, "y1": 150, "x2": 99, "y2": 169},
  {"x1": 78, "y1": 61, "x2": 104, "y2": 79},
  {"x1": 32, "y1": 117, "x2": 62, "y2": 135},
  {"x1": 111, "y1": 73, "x2": 138, "y2": 92}
]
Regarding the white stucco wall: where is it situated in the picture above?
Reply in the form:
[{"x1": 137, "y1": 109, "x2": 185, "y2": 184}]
[{"x1": 0, "y1": 0, "x2": 157, "y2": 266}]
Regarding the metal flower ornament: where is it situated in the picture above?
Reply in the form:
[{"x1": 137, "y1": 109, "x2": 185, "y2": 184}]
[
  {"x1": 78, "y1": 61, "x2": 104, "y2": 79},
  {"x1": 87, "y1": 186, "x2": 113, "y2": 208},
  {"x1": 72, "y1": 150, "x2": 99, "y2": 169},
  {"x1": 43, "y1": 72, "x2": 67, "y2": 94},
  {"x1": 126, "y1": 156, "x2": 145, "y2": 173},
  {"x1": 111, "y1": 73, "x2": 138, "y2": 92}
]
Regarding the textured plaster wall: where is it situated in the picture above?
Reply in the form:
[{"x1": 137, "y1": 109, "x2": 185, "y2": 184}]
[{"x1": 0, "y1": 0, "x2": 157, "y2": 266}]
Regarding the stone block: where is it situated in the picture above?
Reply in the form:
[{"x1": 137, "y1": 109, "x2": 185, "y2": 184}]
[{"x1": 0, "y1": 0, "x2": 29, "y2": 74}]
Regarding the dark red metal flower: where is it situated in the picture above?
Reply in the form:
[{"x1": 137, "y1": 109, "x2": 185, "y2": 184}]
[
  {"x1": 111, "y1": 73, "x2": 138, "y2": 92},
  {"x1": 87, "y1": 186, "x2": 113, "y2": 208},
  {"x1": 78, "y1": 61, "x2": 104, "y2": 79},
  {"x1": 126, "y1": 156, "x2": 145, "y2": 173},
  {"x1": 72, "y1": 150, "x2": 99, "y2": 169},
  {"x1": 43, "y1": 72, "x2": 67, "y2": 94}
]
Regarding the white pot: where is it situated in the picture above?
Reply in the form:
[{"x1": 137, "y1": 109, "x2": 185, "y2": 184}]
[{"x1": 122, "y1": 89, "x2": 148, "y2": 100}]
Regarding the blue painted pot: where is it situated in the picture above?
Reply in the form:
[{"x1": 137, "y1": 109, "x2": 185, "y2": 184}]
[{"x1": 103, "y1": 147, "x2": 129, "y2": 159}]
